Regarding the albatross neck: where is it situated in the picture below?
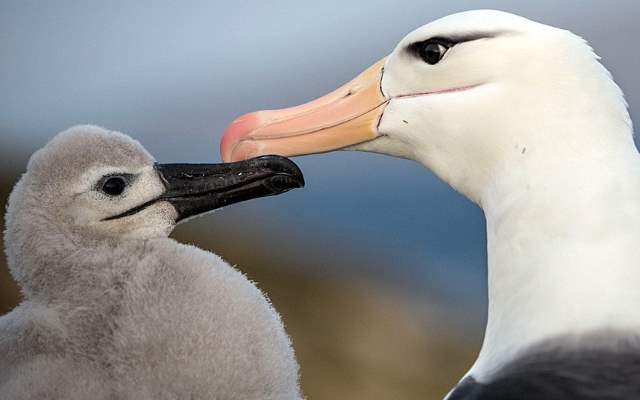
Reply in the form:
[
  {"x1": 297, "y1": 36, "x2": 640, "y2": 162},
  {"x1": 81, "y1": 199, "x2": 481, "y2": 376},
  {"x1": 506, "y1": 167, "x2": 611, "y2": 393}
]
[{"x1": 470, "y1": 119, "x2": 640, "y2": 380}]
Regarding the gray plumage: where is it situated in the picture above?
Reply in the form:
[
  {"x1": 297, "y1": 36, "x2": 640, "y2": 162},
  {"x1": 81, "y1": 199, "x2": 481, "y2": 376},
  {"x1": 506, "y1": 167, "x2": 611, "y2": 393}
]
[{"x1": 0, "y1": 125, "x2": 301, "y2": 399}]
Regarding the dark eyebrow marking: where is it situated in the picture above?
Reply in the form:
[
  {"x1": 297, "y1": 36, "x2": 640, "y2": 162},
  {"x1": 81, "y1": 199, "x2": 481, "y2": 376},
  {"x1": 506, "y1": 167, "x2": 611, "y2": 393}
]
[{"x1": 407, "y1": 31, "x2": 505, "y2": 55}]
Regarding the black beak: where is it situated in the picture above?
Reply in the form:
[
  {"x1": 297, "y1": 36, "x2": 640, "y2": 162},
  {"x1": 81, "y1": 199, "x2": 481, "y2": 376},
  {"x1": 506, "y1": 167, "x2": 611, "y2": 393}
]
[{"x1": 104, "y1": 155, "x2": 304, "y2": 222}]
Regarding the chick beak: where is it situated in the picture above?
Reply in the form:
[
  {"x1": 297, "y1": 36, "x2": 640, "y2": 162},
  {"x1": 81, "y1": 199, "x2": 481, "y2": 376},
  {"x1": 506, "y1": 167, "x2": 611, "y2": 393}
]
[{"x1": 104, "y1": 155, "x2": 304, "y2": 222}]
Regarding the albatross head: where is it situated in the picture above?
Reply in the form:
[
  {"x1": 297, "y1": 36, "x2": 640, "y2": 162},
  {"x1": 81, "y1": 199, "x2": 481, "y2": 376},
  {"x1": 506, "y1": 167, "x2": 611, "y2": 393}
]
[
  {"x1": 4, "y1": 125, "x2": 303, "y2": 296},
  {"x1": 221, "y1": 9, "x2": 631, "y2": 204}
]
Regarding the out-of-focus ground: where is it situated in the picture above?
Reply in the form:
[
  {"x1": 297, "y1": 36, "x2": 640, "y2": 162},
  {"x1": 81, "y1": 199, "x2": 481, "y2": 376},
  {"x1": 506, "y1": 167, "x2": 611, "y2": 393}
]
[{"x1": 0, "y1": 168, "x2": 478, "y2": 399}]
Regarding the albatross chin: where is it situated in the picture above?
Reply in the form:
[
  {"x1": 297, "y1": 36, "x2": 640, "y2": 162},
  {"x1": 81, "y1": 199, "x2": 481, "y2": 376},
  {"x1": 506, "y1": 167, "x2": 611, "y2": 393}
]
[{"x1": 221, "y1": 9, "x2": 640, "y2": 399}]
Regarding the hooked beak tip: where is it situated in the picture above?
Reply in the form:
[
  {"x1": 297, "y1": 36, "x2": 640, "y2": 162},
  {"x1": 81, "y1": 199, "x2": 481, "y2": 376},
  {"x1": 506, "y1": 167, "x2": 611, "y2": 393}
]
[{"x1": 252, "y1": 154, "x2": 305, "y2": 189}]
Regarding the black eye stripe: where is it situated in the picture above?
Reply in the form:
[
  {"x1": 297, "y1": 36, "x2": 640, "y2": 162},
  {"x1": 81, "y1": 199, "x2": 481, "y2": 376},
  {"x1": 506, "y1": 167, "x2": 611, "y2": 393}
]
[
  {"x1": 407, "y1": 32, "x2": 502, "y2": 61},
  {"x1": 408, "y1": 37, "x2": 453, "y2": 59},
  {"x1": 419, "y1": 42, "x2": 448, "y2": 64},
  {"x1": 411, "y1": 38, "x2": 453, "y2": 65},
  {"x1": 412, "y1": 36, "x2": 455, "y2": 49}
]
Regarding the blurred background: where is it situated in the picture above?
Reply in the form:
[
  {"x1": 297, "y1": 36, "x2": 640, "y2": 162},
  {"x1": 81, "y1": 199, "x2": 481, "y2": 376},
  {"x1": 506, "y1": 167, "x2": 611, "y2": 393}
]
[{"x1": 1, "y1": 1, "x2": 639, "y2": 398}]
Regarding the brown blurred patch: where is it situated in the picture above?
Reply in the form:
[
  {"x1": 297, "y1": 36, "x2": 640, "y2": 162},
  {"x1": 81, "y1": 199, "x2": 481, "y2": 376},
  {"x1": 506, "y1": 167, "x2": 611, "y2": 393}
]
[
  {"x1": 0, "y1": 173, "x2": 21, "y2": 314},
  {"x1": 0, "y1": 170, "x2": 477, "y2": 399},
  {"x1": 173, "y1": 221, "x2": 477, "y2": 399}
]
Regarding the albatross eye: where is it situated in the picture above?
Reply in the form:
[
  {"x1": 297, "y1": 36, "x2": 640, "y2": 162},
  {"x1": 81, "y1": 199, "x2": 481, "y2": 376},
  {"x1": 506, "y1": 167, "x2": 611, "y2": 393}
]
[
  {"x1": 101, "y1": 176, "x2": 127, "y2": 196},
  {"x1": 418, "y1": 41, "x2": 450, "y2": 65}
]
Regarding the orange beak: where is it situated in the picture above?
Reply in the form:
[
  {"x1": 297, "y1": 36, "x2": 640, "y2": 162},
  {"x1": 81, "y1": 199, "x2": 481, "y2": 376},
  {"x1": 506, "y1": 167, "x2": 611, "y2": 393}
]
[{"x1": 220, "y1": 58, "x2": 388, "y2": 162}]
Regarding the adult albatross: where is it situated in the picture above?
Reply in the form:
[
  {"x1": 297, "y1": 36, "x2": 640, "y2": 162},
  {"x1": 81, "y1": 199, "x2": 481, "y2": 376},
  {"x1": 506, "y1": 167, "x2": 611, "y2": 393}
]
[{"x1": 221, "y1": 9, "x2": 640, "y2": 399}]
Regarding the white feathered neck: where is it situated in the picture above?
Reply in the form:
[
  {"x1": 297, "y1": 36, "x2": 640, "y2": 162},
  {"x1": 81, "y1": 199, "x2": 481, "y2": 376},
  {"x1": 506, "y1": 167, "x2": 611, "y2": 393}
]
[{"x1": 468, "y1": 40, "x2": 640, "y2": 380}]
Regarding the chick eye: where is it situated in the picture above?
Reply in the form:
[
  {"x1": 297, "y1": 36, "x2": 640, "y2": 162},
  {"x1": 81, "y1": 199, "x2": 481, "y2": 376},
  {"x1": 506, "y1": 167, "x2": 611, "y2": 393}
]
[
  {"x1": 101, "y1": 176, "x2": 127, "y2": 196},
  {"x1": 418, "y1": 41, "x2": 450, "y2": 65}
]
